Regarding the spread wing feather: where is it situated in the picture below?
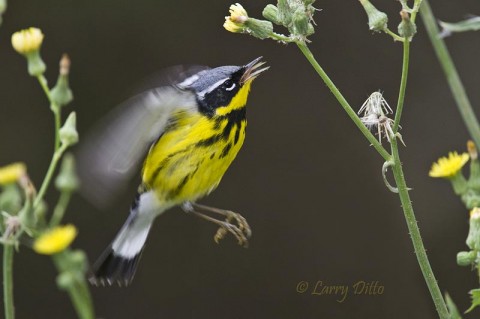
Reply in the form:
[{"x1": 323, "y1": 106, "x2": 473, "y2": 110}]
[{"x1": 77, "y1": 66, "x2": 206, "y2": 208}]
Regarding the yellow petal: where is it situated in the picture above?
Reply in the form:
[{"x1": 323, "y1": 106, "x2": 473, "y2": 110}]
[
  {"x1": 0, "y1": 162, "x2": 26, "y2": 185},
  {"x1": 33, "y1": 225, "x2": 77, "y2": 255},
  {"x1": 11, "y1": 27, "x2": 44, "y2": 54},
  {"x1": 429, "y1": 152, "x2": 469, "y2": 178}
]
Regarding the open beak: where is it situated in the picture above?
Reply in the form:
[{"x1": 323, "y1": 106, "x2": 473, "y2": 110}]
[{"x1": 240, "y1": 57, "x2": 269, "y2": 84}]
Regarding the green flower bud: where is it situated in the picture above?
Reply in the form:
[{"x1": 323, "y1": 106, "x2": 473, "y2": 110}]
[
  {"x1": 51, "y1": 54, "x2": 73, "y2": 109},
  {"x1": 34, "y1": 199, "x2": 47, "y2": 226},
  {"x1": 303, "y1": 0, "x2": 315, "y2": 6},
  {"x1": 450, "y1": 173, "x2": 468, "y2": 196},
  {"x1": 0, "y1": 184, "x2": 22, "y2": 214},
  {"x1": 11, "y1": 28, "x2": 47, "y2": 76},
  {"x1": 0, "y1": 0, "x2": 6, "y2": 14},
  {"x1": 262, "y1": 4, "x2": 282, "y2": 25},
  {"x1": 467, "y1": 208, "x2": 480, "y2": 250},
  {"x1": 462, "y1": 190, "x2": 480, "y2": 210},
  {"x1": 467, "y1": 141, "x2": 480, "y2": 191},
  {"x1": 69, "y1": 250, "x2": 88, "y2": 272},
  {"x1": 292, "y1": 7, "x2": 310, "y2": 36},
  {"x1": 398, "y1": 10, "x2": 417, "y2": 38},
  {"x1": 277, "y1": 0, "x2": 292, "y2": 27},
  {"x1": 244, "y1": 18, "x2": 273, "y2": 40},
  {"x1": 25, "y1": 51, "x2": 46, "y2": 77},
  {"x1": 56, "y1": 271, "x2": 75, "y2": 290},
  {"x1": 457, "y1": 251, "x2": 477, "y2": 266},
  {"x1": 55, "y1": 153, "x2": 79, "y2": 192},
  {"x1": 0, "y1": 0, "x2": 6, "y2": 26},
  {"x1": 59, "y1": 112, "x2": 79, "y2": 146},
  {"x1": 359, "y1": 0, "x2": 388, "y2": 32},
  {"x1": 306, "y1": 23, "x2": 315, "y2": 36}
]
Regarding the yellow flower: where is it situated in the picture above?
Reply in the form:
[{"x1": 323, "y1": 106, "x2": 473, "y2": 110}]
[
  {"x1": 11, "y1": 27, "x2": 44, "y2": 54},
  {"x1": 429, "y1": 152, "x2": 469, "y2": 178},
  {"x1": 0, "y1": 162, "x2": 26, "y2": 185},
  {"x1": 224, "y1": 3, "x2": 248, "y2": 33},
  {"x1": 33, "y1": 225, "x2": 77, "y2": 255}
]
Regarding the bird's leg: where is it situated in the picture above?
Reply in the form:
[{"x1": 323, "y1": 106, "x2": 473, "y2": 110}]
[{"x1": 181, "y1": 202, "x2": 251, "y2": 247}]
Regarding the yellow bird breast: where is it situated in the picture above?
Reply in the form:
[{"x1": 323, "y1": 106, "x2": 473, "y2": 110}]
[{"x1": 142, "y1": 83, "x2": 252, "y2": 205}]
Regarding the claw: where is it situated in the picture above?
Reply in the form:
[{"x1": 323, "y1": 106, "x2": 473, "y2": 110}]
[{"x1": 183, "y1": 202, "x2": 252, "y2": 247}]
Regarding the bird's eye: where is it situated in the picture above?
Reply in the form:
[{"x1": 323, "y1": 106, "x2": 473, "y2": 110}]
[{"x1": 224, "y1": 80, "x2": 236, "y2": 91}]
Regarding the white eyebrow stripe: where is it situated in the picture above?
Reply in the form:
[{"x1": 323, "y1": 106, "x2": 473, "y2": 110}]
[{"x1": 198, "y1": 78, "x2": 229, "y2": 97}]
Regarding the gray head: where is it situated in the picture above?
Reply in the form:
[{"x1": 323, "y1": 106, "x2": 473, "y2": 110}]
[{"x1": 177, "y1": 57, "x2": 268, "y2": 116}]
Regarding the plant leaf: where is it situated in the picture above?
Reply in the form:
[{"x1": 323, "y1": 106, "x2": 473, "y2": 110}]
[
  {"x1": 466, "y1": 288, "x2": 480, "y2": 313},
  {"x1": 439, "y1": 16, "x2": 480, "y2": 38},
  {"x1": 445, "y1": 293, "x2": 462, "y2": 319}
]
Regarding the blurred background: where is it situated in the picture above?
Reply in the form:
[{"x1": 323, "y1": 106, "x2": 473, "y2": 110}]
[{"x1": 1, "y1": 0, "x2": 480, "y2": 318}]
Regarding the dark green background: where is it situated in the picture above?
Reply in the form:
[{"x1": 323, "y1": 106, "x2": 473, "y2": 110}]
[{"x1": 1, "y1": 0, "x2": 480, "y2": 318}]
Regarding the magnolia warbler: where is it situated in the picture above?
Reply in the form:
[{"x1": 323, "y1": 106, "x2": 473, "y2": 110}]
[{"x1": 78, "y1": 57, "x2": 268, "y2": 286}]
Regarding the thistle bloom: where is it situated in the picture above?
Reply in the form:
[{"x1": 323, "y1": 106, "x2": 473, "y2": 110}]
[
  {"x1": 33, "y1": 224, "x2": 77, "y2": 255},
  {"x1": 0, "y1": 162, "x2": 26, "y2": 185},
  {"x1": 224, "y1": 3, "x2": 248, "y2": 33},
  {"x1": 429, "y1": 152, "x2": 469, "y2": 178},
  {"x1": 11, "y1": 27, "x2": 44, "y2": 54}
]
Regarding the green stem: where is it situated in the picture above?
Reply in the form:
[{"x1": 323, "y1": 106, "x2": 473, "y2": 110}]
[
  {"x1": 50, "y1": 191, "x2": 72, "y2": 227},
  {"x1": 36, "y1": 75, "x2": 61, "y2": 152},
  {"x1": 384, "y1": 28, "x2": 405, "y2": 42},
  {"x1": 390, "y1": 139, "x2": 449, "y2": 319},
  {"x1": 420, "y1": 0, "x2": 480, "y2": 148},
  {"x1": 389, "y1": 39, "x2": 449, "y2": 319},
  {"x1": 52, "y1": 254, "x2": 95, "y2": 319},
  {"x1": 3, "y1": 244, "x2": 14, "y2": 319},
  {"x1": 295, "y1": 41, "x2": 391, "y2": 161},
  {"x1": 270, "y1": 32, "x2": 294, "y2": 42},
  {"x1": 393, "y1": 39, "x2": 410, "y2": 132},
  {"x1": 53, "y1": 110, "x2": 61, "y2": 150},
  {"x1": 33, "y1": 144, "x2": 67, "y2": 209}
]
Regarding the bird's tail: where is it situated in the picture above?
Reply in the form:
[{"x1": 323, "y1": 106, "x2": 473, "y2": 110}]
[{"x1": 89, "y1": 192, "x2": 162, "y2": 286}]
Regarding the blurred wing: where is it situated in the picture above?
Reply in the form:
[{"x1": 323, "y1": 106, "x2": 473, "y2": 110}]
[{"x1": 77, "y1": 84, "x2": 197, "y2": 209}]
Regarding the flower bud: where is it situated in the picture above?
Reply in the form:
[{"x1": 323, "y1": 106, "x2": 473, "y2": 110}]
[
  {"x1": 59, "y1": 112, "x2": 79, "y2": 146},
  {"x1": 468, "y1": 141, "x2": 478, "y2": 160},
  {"x1": 461, "y1": 190, "x2": 480, "y2": 210},
  {"x1": 262, "y1": 4, "x2": 282, "y2": 25},
  {"x1": 398, "y1": 10, "x2": 417, "y2": 38},
  {"x1": 0, "y1": 0, "x2": 6, "y2": 13},
  {"x1": 11, "y1": 27, "x2": 46, "y2": 76},
  {"x1": 244, "y1": 18, "x2": 274, "y2": 40},
  {"x1": 34, "y1": 199, "x2": 47, "y2": 226},
  {"x1": 56, "y1": 271, "x2": 75, "y2": 290},
  {"x1": 451, "y1": 173, "x2": 468, "y2": 196},
  {"x1": 277, "y1": 0, "x2": 292, "y2": 27},
  {"x1": 467, "y1": 208, "x2": 480, "y2": 250},
  {"x1": 0, "y1": 0, "x2": 6, "y2": 26},
  {"x1": 359, "y1": 0, "x2": 388, "y2": 32},
  {"x1": 51, "y1": 54, "x2": 74, "y2": 109},
  {"x1": 457, "y1": 251, "x2": 477, "y2": 266},
  {"x1": 55, "y1": 153, "x2": 79, "y2": 192},
  {"x1": 292, "y1": 7, "x2": 310, "y2": 36},
  {"x1": 224, "y1": 3, "x2": 248, "y2": 33},
  {"x1": 0, "y1": 185, "x2": 22, "y2": 215},
  {"x1": 69, "y1": 250, "x2": 88, "y2": 272}
]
